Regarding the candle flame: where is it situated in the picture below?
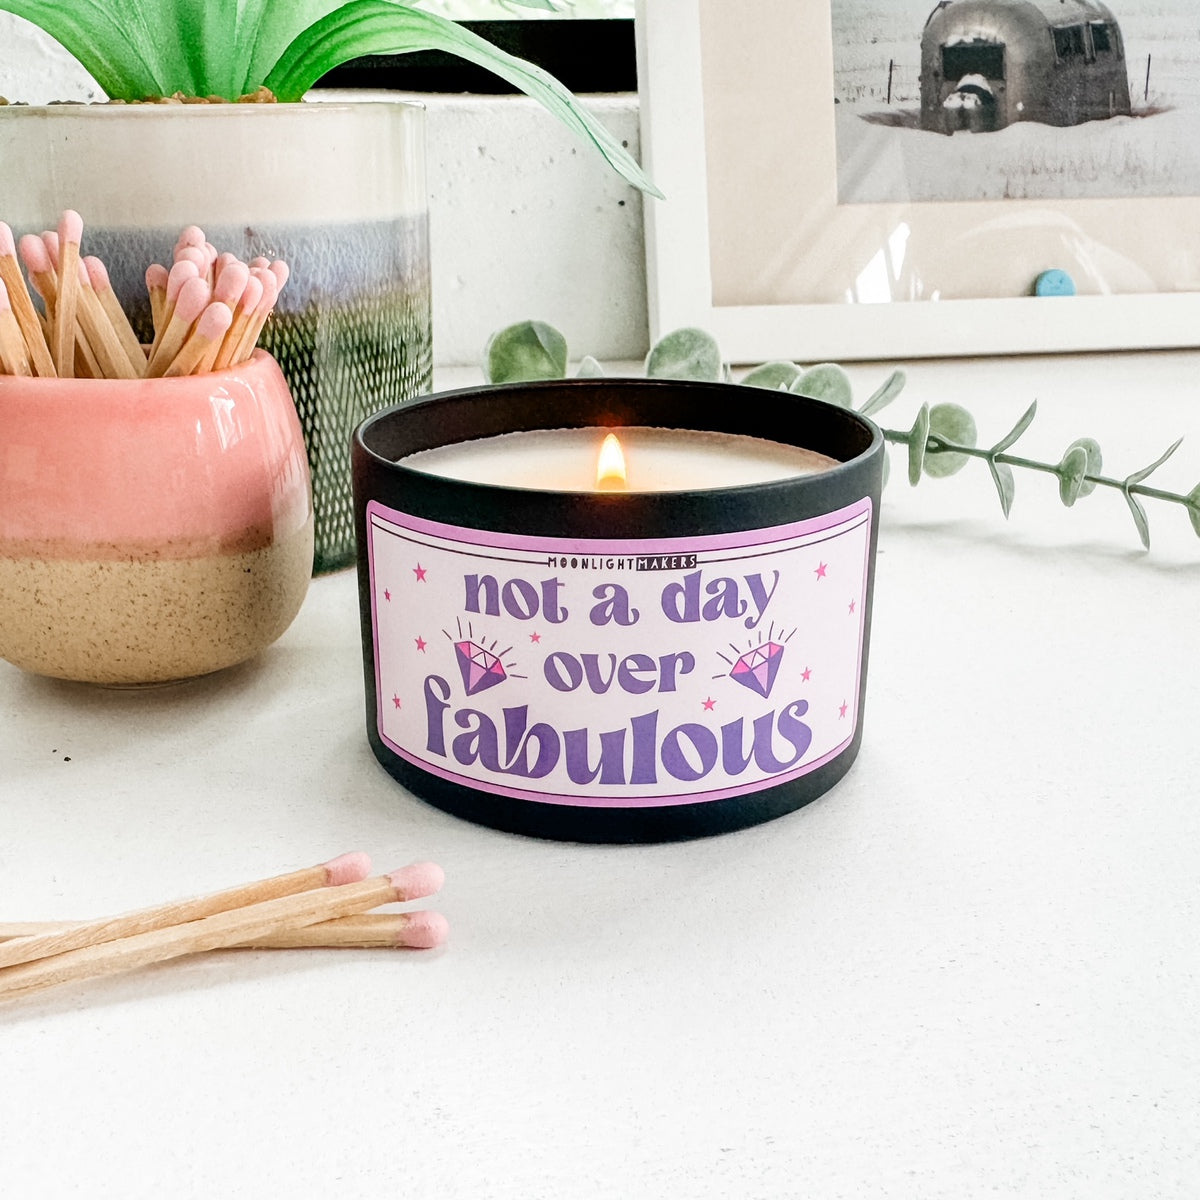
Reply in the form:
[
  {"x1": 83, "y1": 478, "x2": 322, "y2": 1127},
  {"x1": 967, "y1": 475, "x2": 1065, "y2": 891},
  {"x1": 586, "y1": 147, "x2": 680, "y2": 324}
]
[{"x1": 595, "y1": 432, "x2": 627, "y2": 491}]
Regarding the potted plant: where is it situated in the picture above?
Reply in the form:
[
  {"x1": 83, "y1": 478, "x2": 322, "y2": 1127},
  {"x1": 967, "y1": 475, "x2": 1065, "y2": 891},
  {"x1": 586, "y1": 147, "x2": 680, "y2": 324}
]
[{"x1": 0, "y1": 0, "x2": 656, "y2": 571}]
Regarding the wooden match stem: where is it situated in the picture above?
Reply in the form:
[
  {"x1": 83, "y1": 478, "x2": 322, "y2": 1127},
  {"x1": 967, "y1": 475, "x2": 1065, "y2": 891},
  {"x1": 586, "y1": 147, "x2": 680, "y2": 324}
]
[
  {"x1": 0, "y1": 873, "x2": 414, "y2": 1002},
  {"x1": 77, "y1": 279, "x2": 141, "y2": 380},
  {"x1": 0, "y1": 255, "x2": 55, "y2": 377},
  {"x1": 0, "y1": 861, "x2": 346, "y2": 970},
  {"x1": 0, "y1": 913, "x2": 423, "y2": 951},
  {"x1": 52, "y1": 236, "x2": 81, "y2": 377}
]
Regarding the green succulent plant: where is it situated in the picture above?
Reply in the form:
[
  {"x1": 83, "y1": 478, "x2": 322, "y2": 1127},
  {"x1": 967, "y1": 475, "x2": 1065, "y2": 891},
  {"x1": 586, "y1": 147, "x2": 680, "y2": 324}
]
[{"x1": 0, "y1": 0, "x2": 658, "y2": 194}]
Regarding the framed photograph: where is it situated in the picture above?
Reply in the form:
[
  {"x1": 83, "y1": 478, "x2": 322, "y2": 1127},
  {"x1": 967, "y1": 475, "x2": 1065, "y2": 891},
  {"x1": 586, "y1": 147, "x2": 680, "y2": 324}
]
[{"x1": 635, "y1": 0, "x2": 1200, "y2": 362}]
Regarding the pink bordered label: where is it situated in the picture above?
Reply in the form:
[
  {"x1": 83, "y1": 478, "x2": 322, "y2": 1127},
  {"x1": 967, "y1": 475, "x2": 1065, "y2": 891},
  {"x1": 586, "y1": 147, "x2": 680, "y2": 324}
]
[{"x1": 366, "y1": 498, "x2": 872, "y2": 808}]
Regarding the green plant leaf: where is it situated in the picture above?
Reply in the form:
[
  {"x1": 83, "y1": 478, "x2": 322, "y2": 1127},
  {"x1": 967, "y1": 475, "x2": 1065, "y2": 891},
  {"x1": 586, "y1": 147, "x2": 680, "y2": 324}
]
[
  {"x1": 1056, "y1": 444, "x2": 1091, "y2": 507},
  {"x1": 792, "y1": 363, "x2": 853, "y2": 409},
  {"x1": 1186, "y1": 484, "x2": 1200, "y2": 538},
  {"x1": 264, "y1": 2, "x2": 661, "y2": 195},
  {"x1": 858, "y1": 369, "x2": 906, "y2": 417},
  {"x1": 990, "y1": 399, "x2": 1038, "y2": 455},
  {"x1": 576, "y1": 355, "x2": 605, "y2": 378},
  {"x1": 1124, "y1": 437, "x2": 1183, "y2": 487},
  {"x1": 645, "y1": 327, "x2": 722, "y2": 382},
  {"x1": 989, "y1": 461, "x2": 1016, "y2": 518},
  {"x1": 1064, "y1": 437, "x2": 1102, "y2": 498},
  {"x1": 924, "y1": 402, "x2": 977, "y2": 478},
  {"x1": 1123, "y1": 488, "x2": 1151, "y2": 550},
  {"x1": 741, "y1": 361, "x2": 803, "y2": 391},
  {"x1": 484, "y1": 319, "x2": 567, "y2": 383},
  {"x1": 907, "y1": 403, "x2": 930, "y2": 486}
]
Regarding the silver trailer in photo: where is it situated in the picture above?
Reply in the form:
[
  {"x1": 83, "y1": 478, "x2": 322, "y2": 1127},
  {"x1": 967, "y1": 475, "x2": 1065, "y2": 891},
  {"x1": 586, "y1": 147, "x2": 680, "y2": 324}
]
[{"x1": 920, "y1": 0, "x2": 1132, "y2": 133}]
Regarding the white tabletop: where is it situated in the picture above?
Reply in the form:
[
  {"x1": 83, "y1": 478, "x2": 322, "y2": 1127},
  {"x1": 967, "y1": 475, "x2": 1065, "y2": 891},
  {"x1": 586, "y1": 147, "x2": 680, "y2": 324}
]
[{"x1": 4, "y1": 351, "x2": 1200, "y2": 1198}]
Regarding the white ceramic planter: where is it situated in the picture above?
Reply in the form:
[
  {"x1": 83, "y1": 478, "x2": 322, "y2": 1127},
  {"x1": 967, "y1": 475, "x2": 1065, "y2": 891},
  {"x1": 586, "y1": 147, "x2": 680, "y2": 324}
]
[{"x1": 0, "y1": 99, "x2": 431, "y2": 572}]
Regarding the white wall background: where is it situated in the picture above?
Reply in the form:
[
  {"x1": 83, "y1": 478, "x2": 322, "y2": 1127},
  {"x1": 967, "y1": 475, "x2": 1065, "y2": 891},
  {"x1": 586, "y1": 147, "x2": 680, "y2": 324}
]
[{"x1": 0, "y1": 13, "x2": 648, "y2": 366}]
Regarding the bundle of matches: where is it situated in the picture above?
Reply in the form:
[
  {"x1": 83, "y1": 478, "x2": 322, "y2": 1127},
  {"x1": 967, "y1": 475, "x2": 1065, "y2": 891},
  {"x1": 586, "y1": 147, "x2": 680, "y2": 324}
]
[
  {"x1": 0, "y1": 853, "x2": 447, "y2": 1004},
  {"x1": 0, "y1": 211, "x2": 288, "y2": 380}
]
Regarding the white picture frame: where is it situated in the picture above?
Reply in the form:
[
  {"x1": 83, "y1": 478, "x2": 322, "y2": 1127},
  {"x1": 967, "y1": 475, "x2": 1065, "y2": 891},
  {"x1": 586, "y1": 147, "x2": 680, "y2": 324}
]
[{"x1": 635, "y1": 0, "x2": 1200, "y2": 363}]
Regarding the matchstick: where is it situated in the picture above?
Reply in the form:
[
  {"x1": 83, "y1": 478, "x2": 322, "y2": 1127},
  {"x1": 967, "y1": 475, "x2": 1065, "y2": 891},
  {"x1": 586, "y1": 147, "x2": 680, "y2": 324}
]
[
  {"x1": 145, "y1": 263, "x2": 169, "y2": 335},
  {"x1": 0, "y1": 279, "x2": 33, "y2": 375},
  {"x1": 0, "y1": 851, "x2": 373, "y2": 971},
  {"x1": 84, "y1": 255, "x2": 147, "y2": 375},
  {"x1": 147, "y1": 259, "x2": 201, "y2": 359},
  {"x1": 0, "y1": 911, "x2": 448, "y2": 951},
  {"x1": 162, "y1": 302, "x2": 233, "y2": 377},
  {"x1": 211, "y1": 272, "x2": 262, "y2": 370},
  {"x1": 0, "y1": 863, "x2": 444, "y2": 1002},
  {"x1": 0, "y1": 222, "x2": 55, "y2": 376},
  {"x1": 232, "y1": 265, "x2": 280, "y2": 365},
  {"x1": 76, "y1": 262, "x2": 141, "y2": 380},
  {"x1": 144, "y1": 275, "x2": 210, "y2": 378},
  {"x1": 52, "y1": 209, "x2": 83, "y2": 378}
]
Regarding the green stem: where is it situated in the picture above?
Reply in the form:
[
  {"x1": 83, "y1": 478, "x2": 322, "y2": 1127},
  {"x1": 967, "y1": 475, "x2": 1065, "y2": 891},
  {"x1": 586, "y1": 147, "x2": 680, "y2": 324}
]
[{"x1": 883, "y1": 430, "x2": 1192, "y2": 509}]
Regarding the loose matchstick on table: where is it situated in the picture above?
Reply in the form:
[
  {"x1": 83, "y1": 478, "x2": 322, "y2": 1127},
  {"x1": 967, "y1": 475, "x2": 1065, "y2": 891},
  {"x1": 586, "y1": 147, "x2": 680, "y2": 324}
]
[
  {"x1": 0, "y1": 911, "x2": 449, "y2": 952},
  {"x1": 0, "y1": 851, "x2": 373, "y2": 971},
  {"x1": 0, "y1": 862, "x2": 445, "y2": 1003}
]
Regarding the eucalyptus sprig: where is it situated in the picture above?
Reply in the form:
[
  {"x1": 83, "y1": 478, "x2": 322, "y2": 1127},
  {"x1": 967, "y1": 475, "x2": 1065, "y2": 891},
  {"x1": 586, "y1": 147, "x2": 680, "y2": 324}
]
[
  {"x1": 482, "y1": 320, "x2": 1200, "y2": 550},
  {"x1": 0, "y1": 0, "x2": 657, "y2": 195}
]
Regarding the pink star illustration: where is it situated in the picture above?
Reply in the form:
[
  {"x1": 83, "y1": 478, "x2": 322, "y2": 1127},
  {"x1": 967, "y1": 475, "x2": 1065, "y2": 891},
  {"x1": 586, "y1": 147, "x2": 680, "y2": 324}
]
[
  {"x1": 392, "y1": 694, "x2": 402, "y2": 710},
  {"x1": 415, "y1": 636, "x2": 427, "y2": 653},
  {"x1": 413, "y1": 564, "x2": 427, "y2": 582},
  {"x1": 801, "y1": 667, "x2": 812, "y2": 682},
  {"x1": 702, "y1": 697, "x2": 716, "y2": 711},
  {"x1": 529, "y1": 631, "x2": 542, "y2": 643},
  {"x1": 814, "y1": 562, "x2": 828, "y2": 579},
  {"x1": 848, "y1": 599, "x2": 857, "y2": 614},
  {"x1": 838, "y1": 700, "x2": 848, "y2": 719},
  {"x1": 383, "y1": 588, "x2": 391, "y2": 602}
]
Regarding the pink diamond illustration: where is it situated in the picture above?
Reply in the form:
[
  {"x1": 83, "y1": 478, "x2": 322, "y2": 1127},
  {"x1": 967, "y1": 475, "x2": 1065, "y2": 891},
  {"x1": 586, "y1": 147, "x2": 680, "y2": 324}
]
[
  {"x1": 730, "y1": 641, "x2": 784, "y2": 698},
  {"x1": 454, "y1": 640, "x2": 508, "y2": 696}
]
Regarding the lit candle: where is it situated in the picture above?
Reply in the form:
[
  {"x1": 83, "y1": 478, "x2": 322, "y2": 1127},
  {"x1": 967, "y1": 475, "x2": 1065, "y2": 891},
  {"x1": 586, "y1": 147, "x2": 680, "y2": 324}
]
[{"x1": 401, "y1": 426, "x2": 838, "y2": 492}]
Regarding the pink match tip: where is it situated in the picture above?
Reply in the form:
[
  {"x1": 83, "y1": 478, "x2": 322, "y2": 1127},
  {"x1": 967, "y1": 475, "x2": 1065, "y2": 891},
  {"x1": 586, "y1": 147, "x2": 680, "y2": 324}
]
[
  {"x1": 18, "y1": 234, "x2": 51, "y2": 274},
  {"x1": 213, "y1": 261, "x2": 249, "y2": 307},
  {"x1": 42, "y1": 231, "x2": 60, "y2": 269},
  {"x1": 237, "y1": 274, "x2": 264, "y2": 314},
  {"x1": 196, "y1": 303, "x2": 233, "y2": 341},
  {"x1": 401, "y1": 910, "x2": 449, "y2": 950},
  {"x1": 387, "y1": 861, "x2": 445, "y2": 901},
  {"x1": 146, "y1": 263, "x2": 169, "y2": 292},
  {"x1": 268, "y1": 260, "x2": 290, "y2": 290},
  {"x1": 249, "y1": 256, "x2": 270, "y2": 270},
  {"x1": 0, "y1": 279, "x2": 11, "y2": 311},
  {"x1": 252, "y1": 266, "x2": 279, "y2": 313},
  {"x1": 175, "y1": 224, "x2": 206, "y2": 249},
  {"x1": 173, "y1": 276, "x2": 210, "y2": 324},
  {"x1": 323, "y1": 851, "x2": 373, "y2": 887},
  {"x1": 174, "y1": 245, "x2": 208, "y2": 270},
  {"x1": 84, "y1": 255, "x2": 111, "y2": 291},
  {"x1": 166, "y1": 259, "x2": 200, "y2": 302},
  {"x1": 59, "y1": 209, "x2": 83, "y2": 246},
  {"x1": 0, "y1": 222, "x2": 14, "y2": 258}
]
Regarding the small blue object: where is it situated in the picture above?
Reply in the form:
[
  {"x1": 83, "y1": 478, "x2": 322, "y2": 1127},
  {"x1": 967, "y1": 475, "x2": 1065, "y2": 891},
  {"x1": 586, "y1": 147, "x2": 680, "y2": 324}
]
[{"x1": 1034, "y1": 269, "x2": 1076, "y2": 297}]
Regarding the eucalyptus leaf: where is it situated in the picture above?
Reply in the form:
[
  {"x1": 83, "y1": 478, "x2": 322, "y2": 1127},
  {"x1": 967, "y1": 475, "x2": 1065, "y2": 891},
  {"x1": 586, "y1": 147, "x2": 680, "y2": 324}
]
[
  {"x1": 792, "y1": 363, "x2": 853, "y2": 409},
  {"x1": 645, "y1": 327, "x2": 722, "y2": 382},
  {"x1": 1064, "y1": 437, "x2": 1102, "y2": 498},
  {"x1": 989, "y1": 461, "x2": 1016, "y2": 518},
  {"x1": 907, "y1": 404, "x2": 930, "y2": 486},
  {"x1": 924, "y1": 403, "x2": 977, "y2": 479},
  {"x1": 1124, "y1": 437, "x2": 1183, "y2": 487},
  {"x1": 741, "y1": 361, "x2": 803, "y2": 391},
  {"x1": 1056, "y1": 444, "x2": 1091, "y2": 507},
  {"x1": 484, "y1": 319, "x2": 568, "y2": 383},
  {"x1": 1123, "y1": 487, "x2": 1151, "y2": 550},
  {"x1": 1186, "y1": 484, "x2": 1200, "y2": 538},
  {"x1": 575, "y1": 355, "x2": 605, "y2": 378},
  {"x1": 990, "y1": 400, "x2": 1038, "y2": 455},
  {"x1": 858, "y1": 369, "x2": 906, "y2": 417}
]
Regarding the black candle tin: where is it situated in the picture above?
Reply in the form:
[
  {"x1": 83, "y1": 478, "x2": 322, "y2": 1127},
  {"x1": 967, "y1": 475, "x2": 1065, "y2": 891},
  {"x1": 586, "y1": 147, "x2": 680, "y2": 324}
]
[{"x1": 352, "y1": 379, "x2": 884, "y2": 843}]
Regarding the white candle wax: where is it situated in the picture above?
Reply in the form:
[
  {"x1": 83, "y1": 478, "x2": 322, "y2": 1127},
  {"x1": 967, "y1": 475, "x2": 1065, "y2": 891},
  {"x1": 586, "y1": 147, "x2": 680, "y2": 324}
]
[{"x1": 401, "y1": 426, "x2": 838, "y2": 492}]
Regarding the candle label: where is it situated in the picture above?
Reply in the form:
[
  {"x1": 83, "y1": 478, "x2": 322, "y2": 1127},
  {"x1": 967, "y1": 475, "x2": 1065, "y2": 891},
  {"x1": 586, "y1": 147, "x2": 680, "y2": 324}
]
[{"x1": 366, "y1": 499, "x2": 872, "y2": 808}]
